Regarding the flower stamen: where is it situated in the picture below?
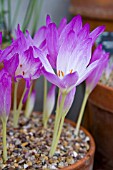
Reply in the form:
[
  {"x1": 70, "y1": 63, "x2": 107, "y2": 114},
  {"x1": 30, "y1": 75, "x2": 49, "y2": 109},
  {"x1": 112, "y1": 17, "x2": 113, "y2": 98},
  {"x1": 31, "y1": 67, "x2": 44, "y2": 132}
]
[
  {"x1": 57, "y1": 70, "x2": 60, "y2": 77},
  {"x1": 20, "y1": 64, "x2": 22, "y2": 67},
  {"x1": 23, "y1": 71, "x2": 25, "y2": 75},
  {"x1": 70, "y1": 69, "x2": 73, "y2": 74},
  {"x1": 61, "y1": 71, "x2": 64, "y2": 77}
]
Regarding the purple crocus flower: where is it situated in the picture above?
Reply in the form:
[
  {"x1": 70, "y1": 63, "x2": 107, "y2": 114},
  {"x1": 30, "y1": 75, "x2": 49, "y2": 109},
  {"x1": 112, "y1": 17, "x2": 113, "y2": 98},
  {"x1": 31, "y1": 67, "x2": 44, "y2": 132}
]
[
  {"x1": 0, "y1": 25, "x2": 44, "y2": 83},
  {"x1": 46, "y1": 15, "x2": 105, "y2": 69},
  {"x1": 0, "y1": 69, "x2": 11, "y2": 119},
  {"x1": 36, "y1": 24, "x2": 104, "y2": 94},
  {"x1": 86, "y1": 45, "x2": 109, "y2": 93},
  {"x1": 3, "y1": 46, "x2": 41, "y2": 86}
]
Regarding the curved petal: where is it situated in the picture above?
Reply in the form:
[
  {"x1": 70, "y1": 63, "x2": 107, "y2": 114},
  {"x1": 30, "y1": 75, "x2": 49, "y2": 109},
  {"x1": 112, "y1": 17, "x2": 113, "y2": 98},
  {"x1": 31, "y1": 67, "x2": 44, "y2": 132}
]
[
  {"x1": 42, "y1": 69, "x2": 65, "y2": 88},
  {"x1": 33, "y1": 26, "x2": 46, "y2": 48},
  {"x1": 46, "y1": 23, "x2": 59, "y2": 66},
  {"x1": 59, "y1": 15, "x2": 82, "y2": 46},
  {"x1": 46, "y1": 15, "x2": 52, "y2": 26},
  {"x1": 62, "y1": 72, "x2": 78, "y2": 92},
  {"x1": 57, "y1": 30, "x2": 76, "y2": 74},
  {"x1": 86, "y1": 49, "x2": 109, "y2": 93},
  {"x1": 89, "y1": 26, "x2": 105, "y2": 44},
  {"x1": 76, "y1": 59, "x2": 101, "y2": 86},
  {"x1": 34, "y1": 46, "x2": 55, "y2": 74},
  {"x1": 4, "y1": 53, "x2": 19, "y2": 77},
  {"x1": 77, "y1": 23, "x2": 90, "y2": 40},
  {"x1": 58, "y1": 17, "x2": 67, "y2": 35}
]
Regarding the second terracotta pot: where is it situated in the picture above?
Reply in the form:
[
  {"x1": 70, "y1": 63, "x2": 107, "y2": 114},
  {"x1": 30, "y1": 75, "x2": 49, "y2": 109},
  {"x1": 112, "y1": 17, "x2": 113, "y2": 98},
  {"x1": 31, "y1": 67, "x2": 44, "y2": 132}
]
[{"x1": 84, "y1": 82, "x2": 113, "y2": 170}]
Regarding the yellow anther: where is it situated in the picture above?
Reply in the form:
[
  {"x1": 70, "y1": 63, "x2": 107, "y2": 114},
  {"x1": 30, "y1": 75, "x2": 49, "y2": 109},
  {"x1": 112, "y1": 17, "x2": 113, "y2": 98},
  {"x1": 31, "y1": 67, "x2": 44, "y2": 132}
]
[
  {"x1": 57, "y1": 70, "x2": 60, "y2": 77},
  {"x1": 70, "y1": 69, "x2": 73, "y2": 74},
  {"x1": 61, "y1": 71, "x2": 64, "y2": 77}
]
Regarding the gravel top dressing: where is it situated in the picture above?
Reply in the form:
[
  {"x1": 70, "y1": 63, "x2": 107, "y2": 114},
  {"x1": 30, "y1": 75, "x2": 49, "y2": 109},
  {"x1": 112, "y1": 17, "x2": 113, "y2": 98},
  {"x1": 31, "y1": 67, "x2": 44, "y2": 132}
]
[{"x1": 0, "y1": 112, "x2": 90, "y2": 170}]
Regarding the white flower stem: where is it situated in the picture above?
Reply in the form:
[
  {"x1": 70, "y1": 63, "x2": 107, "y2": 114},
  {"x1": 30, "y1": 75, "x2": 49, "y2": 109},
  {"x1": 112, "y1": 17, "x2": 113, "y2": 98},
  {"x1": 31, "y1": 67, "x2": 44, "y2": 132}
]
[
  {"x1": 14, "y1": 87, "x2": 27, "y2": 128},
  {"x1": 25, "y1": 83, "x2": 33, "y2": 118},
  {"x1": 1, "y1": 118, "x2": 7, "y2": 163},
  {"x1": 43, "y1": 77, "x2": 48, "y2": 128},
  {"x1": 49, "y1": 92, "x2": 66, "y2": 157},
  {"x1": 13, "y1": 81, "x2": 18, "y2": 127},
  {"x1": 75, "y1": 90, "x2": 89, "y2": 136}
]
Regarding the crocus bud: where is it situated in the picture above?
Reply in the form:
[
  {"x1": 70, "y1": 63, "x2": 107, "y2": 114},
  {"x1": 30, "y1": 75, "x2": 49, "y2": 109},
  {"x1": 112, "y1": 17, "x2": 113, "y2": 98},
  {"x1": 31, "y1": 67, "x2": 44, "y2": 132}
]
[
  {"x1": 0, "y1": 69, "x2": 11, "y2": 120},
  {"x1": 45, "y1": 84, "x2": 56, "y2": 117}
]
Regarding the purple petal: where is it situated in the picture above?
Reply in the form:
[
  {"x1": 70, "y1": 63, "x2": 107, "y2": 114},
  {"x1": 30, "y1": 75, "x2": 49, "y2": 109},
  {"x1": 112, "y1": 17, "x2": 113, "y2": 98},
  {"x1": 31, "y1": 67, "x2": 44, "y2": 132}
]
[
  {"x1": 62, "y1": 72, "x2": 78, "y2": 92},
  {"x1": 59, "y1": 15, "x2": 82, "y2": 46},
  {"x1": 89, "y1": 44, "x2": 102, "y2": 63},
  {"x1": 0, "y1": 70, "x2": 11, "y2": 118},
  {"x1": 89, "y1": 26, "x2": 105, "y2": 44},
  {"x1": 76, "y1": 59, "x2": 101, "y2": 86},
  {"x1": 46, "y1": 23, "x2": 59, "y2": 68},
  {"x1": 57, "y1": 30, "x2": 77, "y2": 74},
  {"x1": 22, "y1": 88, "x2": 29, "y2": 104},
  {"x1": 45, "y1": 84, "x2": 56, "y2": 116},
  {"x1": 47, "y1": 54, "x2": 56, "y2": 68},
  {"x1": 42, "y1": 68, "x2": 65, "y2": 89},
  {"x1": 77, "y1": 23, "x2": 90, "y2": 40},
  {"x1": 4, "y1": 53, "x2": 19, "y2": 77},
  {"x1": 58, "y1": 17, "x2": 67, "y2": 35},
  {"x1": 15, "y1": 46, "x2": 42, "y2": 80},
  {"x1": 70, "y1": 38, "x2": 92, "y2": 75},
  {"x1": 33, "y1": 26, "x2": 47, "y2": 48},
  {"x1": 86, "y1": 47, "x2": 109, "y2": 93},
  {"x1": 46, "y1": 15, "x2": 52, "y2": 26},
  {"x1": 34, "y1": 46, "x2": 55, "y2": 74}
]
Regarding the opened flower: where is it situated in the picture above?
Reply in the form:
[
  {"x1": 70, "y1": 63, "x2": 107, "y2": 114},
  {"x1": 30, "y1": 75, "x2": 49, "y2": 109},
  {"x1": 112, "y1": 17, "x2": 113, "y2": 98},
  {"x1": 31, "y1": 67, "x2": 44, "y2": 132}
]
[{"x1": 38, "y1": 28, "x2": 105, "y2": 94}]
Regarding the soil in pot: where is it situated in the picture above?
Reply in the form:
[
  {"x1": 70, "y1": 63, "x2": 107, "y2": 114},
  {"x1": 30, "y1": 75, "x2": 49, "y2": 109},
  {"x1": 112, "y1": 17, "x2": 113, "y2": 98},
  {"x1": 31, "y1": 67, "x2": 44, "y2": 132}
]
[{"x1": 0, "y1": 112, "x2": 95, "y2": 170}]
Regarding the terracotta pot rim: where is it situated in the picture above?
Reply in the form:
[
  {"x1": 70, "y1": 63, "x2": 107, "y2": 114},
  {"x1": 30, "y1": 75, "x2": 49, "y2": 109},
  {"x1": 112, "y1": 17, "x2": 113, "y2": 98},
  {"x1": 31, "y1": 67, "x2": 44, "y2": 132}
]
[
  {"x1": 97, "y1": 82, "x2": 113, "y2": 91},
  {"x1": 34, "y1": 112, "x2": 95, "y2": 170}
]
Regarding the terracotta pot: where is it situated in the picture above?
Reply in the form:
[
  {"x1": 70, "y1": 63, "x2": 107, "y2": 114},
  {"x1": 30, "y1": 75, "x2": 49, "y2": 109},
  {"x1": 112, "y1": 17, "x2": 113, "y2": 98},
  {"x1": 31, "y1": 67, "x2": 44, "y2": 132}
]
[
  {"x1": 84, "y1": 83, "x2": 113, "y2": 170},
  {"x1": 60, "y1": 118, "x2": 95, "y2": 170},
  {"x1": 70, "y1": 0, "x2": 113, "y2": 20}
]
